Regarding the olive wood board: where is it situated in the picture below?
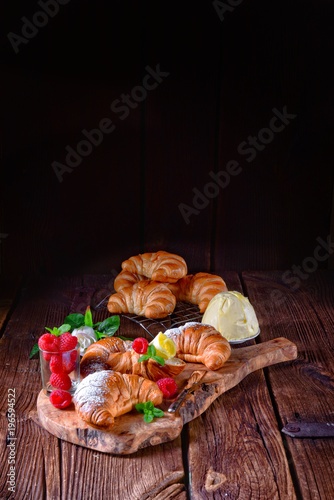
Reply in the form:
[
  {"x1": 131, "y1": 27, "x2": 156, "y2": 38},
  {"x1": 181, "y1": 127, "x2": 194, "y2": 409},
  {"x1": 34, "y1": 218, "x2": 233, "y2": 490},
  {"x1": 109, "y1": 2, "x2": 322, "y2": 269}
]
[{"x1": 36, "y1": 337, "x2": 297, "y2": 455}]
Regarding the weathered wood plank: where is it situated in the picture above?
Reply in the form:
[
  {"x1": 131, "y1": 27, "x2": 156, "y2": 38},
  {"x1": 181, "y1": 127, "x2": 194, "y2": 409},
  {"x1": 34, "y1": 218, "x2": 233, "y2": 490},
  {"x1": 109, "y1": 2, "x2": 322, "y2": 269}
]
[
  {"x1": 59, "y1": 436, "x2": 184, "y2": 500},
  {"x1": 0, "y1": 389, "x2": 63, "y2": 500},
  {"x1": 242, "y1": 270, "x2": 334, "y2": 500},
  {"x1": 214, "y1": 2, "x2": 333, "y2": 272},
  {"x1": 0, "y1": 275, "x2": 186, "y2": 499},
  {"x1": 0, "y1": 275, "x2": 21, "y2": 335},
  {"x1": 143, "y1": 3, "x2": 220, "y2": 272},
  {"x1": 0, "y1": 276, "x2": 81, "y2": 499},
  {"x1": 186, "y1": 272, "x2": 296, "y2": 499}
]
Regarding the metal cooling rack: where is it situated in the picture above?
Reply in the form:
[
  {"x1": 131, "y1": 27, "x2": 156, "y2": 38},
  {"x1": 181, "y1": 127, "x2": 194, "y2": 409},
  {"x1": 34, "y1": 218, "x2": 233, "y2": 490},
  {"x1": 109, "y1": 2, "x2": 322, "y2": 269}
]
[
  {"x1": 92, "y1": 292, "x2": 260, "y2": 342},
  {"x1": 92, "y1": 293, "x2": 202, "y2": 339},
  {"x1": 121, "y1": 302, "x2": 203, "y2": 338}
]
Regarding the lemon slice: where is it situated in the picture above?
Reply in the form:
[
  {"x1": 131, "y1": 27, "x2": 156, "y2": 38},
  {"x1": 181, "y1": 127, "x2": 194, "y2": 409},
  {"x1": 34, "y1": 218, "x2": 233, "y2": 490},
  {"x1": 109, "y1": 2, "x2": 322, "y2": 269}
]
[{"x1": 150, "y1": 332, "x2": 176, "y2": 360}]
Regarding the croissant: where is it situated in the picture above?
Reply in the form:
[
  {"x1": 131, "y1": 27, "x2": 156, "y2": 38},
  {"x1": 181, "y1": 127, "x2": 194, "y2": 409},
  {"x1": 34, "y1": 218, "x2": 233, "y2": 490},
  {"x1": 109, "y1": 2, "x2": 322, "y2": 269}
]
[
  {"x1": 168, "y1": 273, "x2": 228, "y2": 313},
  {"x1": 121, "y1": 251, "x2": 187, "y2": 283},
  {"x1": 73, "y1": 370, "x2": 163, "y2": 429},
  {"x1": 107, "y1": 280, "x2": 176, "y2": 319},
  {"x1": 80, "y1": 336, "x2": 186, "y2": 380},
  {"x1": 114, "y1": 270, "x2": 145, "y2": 292},
  {"x1": 164, "y1": 322, "x2": 231, "y2": 371}
]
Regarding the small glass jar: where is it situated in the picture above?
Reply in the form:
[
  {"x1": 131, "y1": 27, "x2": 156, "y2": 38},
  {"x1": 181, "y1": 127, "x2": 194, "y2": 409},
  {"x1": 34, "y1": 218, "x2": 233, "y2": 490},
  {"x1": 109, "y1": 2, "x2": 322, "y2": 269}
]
[{"x1": 39, "y1": 346, "x2": 81, "y2": 395}]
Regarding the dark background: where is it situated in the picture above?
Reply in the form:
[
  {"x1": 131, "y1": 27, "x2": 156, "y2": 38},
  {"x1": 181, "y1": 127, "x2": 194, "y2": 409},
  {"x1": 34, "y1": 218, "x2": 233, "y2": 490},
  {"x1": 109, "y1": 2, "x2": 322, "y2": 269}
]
[{"x1": 1, "y1": 0, "x2": 334, "y2": 278}]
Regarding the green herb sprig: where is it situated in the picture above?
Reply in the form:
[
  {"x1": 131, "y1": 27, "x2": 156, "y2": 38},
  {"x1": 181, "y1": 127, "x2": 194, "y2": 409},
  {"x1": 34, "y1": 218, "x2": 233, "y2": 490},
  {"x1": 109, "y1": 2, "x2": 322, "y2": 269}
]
[
  {"x1": 64, "y1": 307, "x2": 120, "y2": 340},
  {"x1": 45, "y1": 324, "x2": 72, "y2": 337},
  {"x1": 137, "y1": 345, "x2": 165, "y2": 366},
  {"x1": 135, "y1": 401, "x2": 164, "y2": 423},
  {"x1": 29, "y1": 306, "x2": 120, "y2": 358}
]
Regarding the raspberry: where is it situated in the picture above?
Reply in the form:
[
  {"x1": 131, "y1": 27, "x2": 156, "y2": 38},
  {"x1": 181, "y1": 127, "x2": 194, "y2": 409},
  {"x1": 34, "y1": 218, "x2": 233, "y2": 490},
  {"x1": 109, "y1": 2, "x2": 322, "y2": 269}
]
[
  {"x1": 38, "y1": 334, "x2": 60, "y2": 353},
  {"x1": 59, "y1": 333, "x2": 77, "y2": 352},
  {"x1": 50, "y1": 355, "x2": 63, "y2": 374},
  {"x1": 132, "y1": 337, "x2": 149, "y2": 354},
  {"x1": 62, "y1": 350, "x2": 77, "y2": 374},
  {"x1": 156, "y1": 378, "x2": 178, "y2": 398},
  {"x1": 49, "y1": 390, "x2": 72, "y2": 409},
  {"x1": 50, "y1": 372, "x2": 72, "y2": 391}
]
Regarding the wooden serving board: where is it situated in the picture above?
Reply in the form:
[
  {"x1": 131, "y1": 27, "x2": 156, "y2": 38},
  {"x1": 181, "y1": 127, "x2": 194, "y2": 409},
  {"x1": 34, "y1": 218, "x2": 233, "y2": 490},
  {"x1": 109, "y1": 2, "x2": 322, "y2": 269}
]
[{"x1": 36, "y1": 337, "x2": 297, "y2": 454}]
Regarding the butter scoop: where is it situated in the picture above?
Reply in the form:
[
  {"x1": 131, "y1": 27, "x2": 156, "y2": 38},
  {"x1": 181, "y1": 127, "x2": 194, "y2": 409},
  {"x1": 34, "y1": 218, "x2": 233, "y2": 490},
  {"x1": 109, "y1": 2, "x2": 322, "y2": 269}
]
[{"x1": 202, "y1": 291, "x2": 259, "y2": 341}]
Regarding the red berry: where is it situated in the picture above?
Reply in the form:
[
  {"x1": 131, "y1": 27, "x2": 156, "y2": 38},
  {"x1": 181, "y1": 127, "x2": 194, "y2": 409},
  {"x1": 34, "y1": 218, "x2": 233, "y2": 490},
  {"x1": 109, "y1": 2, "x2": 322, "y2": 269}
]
[
  {"x1": 59, "y1": 333, "x2": 77, "y2": 352},
  {"x1": 62, "y1": 350, "x2": 77, "y2": 374},
  {"x1": 50, "y1": 355, "x2": 63, "y2": 374},
  {"x1": 50, "y1": 372, "x2": 72, "y2": 391},
  {"x1": 38, "y1": 333, "x2": 59, "y2": 353},
  {"x1": 156, "y1": 378, "x2": 178, "y2": 398},
  {"x1": 132, "y1": 337, "x2": 149, "y2": 354},
  {"x1": 50, "y1": 390, "x2": 72, "y2": 409}
]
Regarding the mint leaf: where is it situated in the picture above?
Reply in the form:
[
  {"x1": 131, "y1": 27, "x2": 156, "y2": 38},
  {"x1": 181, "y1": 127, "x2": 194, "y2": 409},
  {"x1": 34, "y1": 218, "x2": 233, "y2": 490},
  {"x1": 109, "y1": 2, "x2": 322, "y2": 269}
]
[
  {"x1": 145, "y1": 401, "x2": 154, "y2": 411},
  {"x1": 29, "y1": 344, "x2": 39, "y2": 359},
  {"x1": 135, "y1": 403, "x2": 145, "y2": 413},
  {"x1": 147, "y1": 345, "x2": 156, "y2": 357},
  {"x1": 94, "y1": 331, "x2": 105, "y2": 341},
  {"x1": 136, "y1": 400, "x2": 163, "y2": 423},
  {"x1": 63, "y1": 313, "x2": 85, "y2": 331},
  {"x1": 144, "y1": 413, "x2": 154, "y2": 423},
  {"x1": 45, "y1": 327, "x2": 57, "y2": 335},
  {"x1": 138, "y1": 354, "x2": 150, "y2": 363},
  {"x1": 153, "y1": 408, "x2": 164, "y2": 418},
  {"x1": 96, "y1": 316, "x2": 120, "y2": 336},
  {"x1": 84, "y1": 307, "x2": 93, "y2": 327},
  {"x1": 58, "y1": 324, "x2": 71, "y2": 334},
  {"x1": 152, "y1": 355, "x2": 165, "y2": 366},
  {"x1": 45, "y1": 326, "x2": 64, "y2": 337}
]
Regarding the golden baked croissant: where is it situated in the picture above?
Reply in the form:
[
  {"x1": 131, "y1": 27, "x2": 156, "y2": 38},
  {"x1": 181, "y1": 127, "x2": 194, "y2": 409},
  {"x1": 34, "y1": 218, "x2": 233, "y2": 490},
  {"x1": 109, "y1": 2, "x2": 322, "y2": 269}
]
[
  {"x1": 164, "y1": 322, "x2": 231, "y2": 370},
  {"x1": 121, "y1": 251, "x2": 187, "y2": 283},
  {"x1": 108, "y1": 280, "x2": 176, "y2": 319},
  {"x1": 168, "y1": 273, "x2": 228, "y2": 313},
  {"x1": 114, "y1": 270, "x2": 145, "y2": 292},
  {"x1": 73, "y1": 370, "x2": 163, "y2": 429},
  {"x1": 80, "y1": 336, "x2": 186, "y2": 380}
]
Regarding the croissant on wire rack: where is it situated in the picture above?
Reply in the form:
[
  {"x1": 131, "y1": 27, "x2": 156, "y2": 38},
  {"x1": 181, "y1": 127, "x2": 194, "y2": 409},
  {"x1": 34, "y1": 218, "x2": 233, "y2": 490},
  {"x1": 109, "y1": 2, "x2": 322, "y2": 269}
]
[
  {"x1": 80, "y1": 337, "x2": 186, "y2": 380},
  {"x1": 168, "y1": 273, "x2": 228, "y2": 313},
  {"x1": 121, "y1": 251, "x2": 187, "y2": 283},
  {"x1": 114, "y1": 270, "x2": 145, "y2": 292},
  {"x1": 107, "y1": 280, "x2": 176, "y2": 319},
  {"x1": 73, "y1": 370, "x2": 163, "y2": 429},
  {"x1": 164, "y1": 322, "x2": 231, "y2": 371}
]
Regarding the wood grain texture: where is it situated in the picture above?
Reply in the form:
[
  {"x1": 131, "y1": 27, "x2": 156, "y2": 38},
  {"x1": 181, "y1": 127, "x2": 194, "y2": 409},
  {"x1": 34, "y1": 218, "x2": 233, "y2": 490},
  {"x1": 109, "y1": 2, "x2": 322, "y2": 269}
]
[
  {"x1": 186, "y1": 272, "x2": 297, "y2": 500},
  {"x1": 242, "y1": 270, "x2": 334, "y2": 500},
  {"x1": 143, "y1": 2, "x2": 220, "y2": 273},
  {"x1": 0, "y1": 275, "x2": 186, "y2": 499},
  {"x1": 2, "y1": 1, "x2": 144, "y2": 276},
  {"x1": 0, "y1": 275, "x2": 21, "y2": 334},
  {"x1": 213, "y1": 0, "x2": 334, "y2": 272},
  {"x1": 36, "y1": 337, "x2": 296, "y2": 454}
]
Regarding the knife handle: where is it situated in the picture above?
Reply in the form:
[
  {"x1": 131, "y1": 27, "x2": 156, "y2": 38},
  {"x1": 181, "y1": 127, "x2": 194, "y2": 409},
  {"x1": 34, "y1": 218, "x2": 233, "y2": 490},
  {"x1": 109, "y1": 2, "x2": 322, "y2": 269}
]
[{"x1": 168, "y1": 388, "x2": 190, "y2": 413}]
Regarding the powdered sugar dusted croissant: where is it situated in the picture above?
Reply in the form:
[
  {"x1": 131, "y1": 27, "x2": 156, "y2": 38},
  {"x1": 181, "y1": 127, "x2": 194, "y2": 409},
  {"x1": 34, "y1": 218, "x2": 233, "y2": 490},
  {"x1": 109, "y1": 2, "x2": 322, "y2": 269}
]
[
  {"x1": 107, "y1": 280, "x2": 176, "y2": 319},
  {"x1": 168, "y1": 273, "x2": 228, "y2": 313},
  {"x1": 164, "y1": 322, "x2": 231, "y2": 371},
  {"x1": 114, "y1": 270, "x2": 146, "y2": 292},
  {"x1": 121, "y1": 251, "x2": 187, "y2": 283},
  {"x1": 80, "y1": 337, "x2": 186, "y2": 381},
  {"x1": 73, "y1": 370, "x2": 163, "y2": 429}
]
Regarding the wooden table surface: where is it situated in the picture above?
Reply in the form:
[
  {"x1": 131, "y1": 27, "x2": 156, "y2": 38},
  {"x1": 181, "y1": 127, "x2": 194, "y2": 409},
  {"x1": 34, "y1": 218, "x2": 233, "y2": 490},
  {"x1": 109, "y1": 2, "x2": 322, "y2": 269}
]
[{"x1": 1, "y1": 271, "x2": 334, "y2": 499}]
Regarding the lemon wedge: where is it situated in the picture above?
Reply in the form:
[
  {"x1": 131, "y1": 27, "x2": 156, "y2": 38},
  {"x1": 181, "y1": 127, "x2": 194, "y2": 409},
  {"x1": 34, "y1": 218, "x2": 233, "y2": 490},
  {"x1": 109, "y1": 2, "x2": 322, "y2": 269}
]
[{"x1": 150, "y1": 332, "x2": 176, "y2": 360}]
